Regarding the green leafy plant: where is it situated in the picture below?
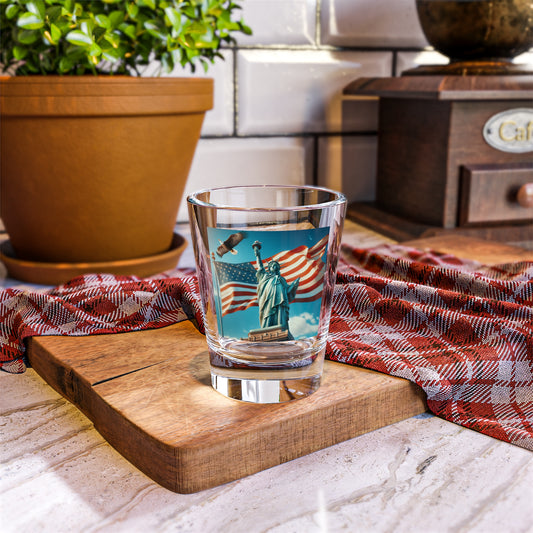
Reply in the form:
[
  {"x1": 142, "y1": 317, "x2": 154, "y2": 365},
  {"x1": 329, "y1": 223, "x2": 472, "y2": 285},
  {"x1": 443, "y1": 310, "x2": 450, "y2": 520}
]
[{"x1": 0, "y1": 0, "x2": 251, "y2": 75}]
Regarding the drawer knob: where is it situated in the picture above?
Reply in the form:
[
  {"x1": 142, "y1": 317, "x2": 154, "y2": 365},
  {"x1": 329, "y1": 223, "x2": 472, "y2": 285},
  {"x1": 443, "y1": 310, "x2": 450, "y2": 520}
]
[{"x1": 517, "y1": 183, "x2": 533, "y2": 208}]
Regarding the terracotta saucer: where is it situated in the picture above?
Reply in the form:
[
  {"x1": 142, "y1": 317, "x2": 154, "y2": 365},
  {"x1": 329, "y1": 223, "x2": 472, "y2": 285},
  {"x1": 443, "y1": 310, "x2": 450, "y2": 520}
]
[{"x1": 0, "y1": 233, "x2": 187, "y2": 286}]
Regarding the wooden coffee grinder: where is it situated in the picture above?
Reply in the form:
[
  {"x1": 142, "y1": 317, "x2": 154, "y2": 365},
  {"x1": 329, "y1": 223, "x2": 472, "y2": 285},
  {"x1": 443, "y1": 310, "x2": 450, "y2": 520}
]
[{"x1": 345, "y1": 0, "x2": 533, "y2": 246}]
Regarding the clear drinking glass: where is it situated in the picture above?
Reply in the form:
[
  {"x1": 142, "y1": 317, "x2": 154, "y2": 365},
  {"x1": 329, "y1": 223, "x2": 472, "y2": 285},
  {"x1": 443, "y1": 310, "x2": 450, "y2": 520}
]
[{"x1": 187, "y1": 185, "x2": 346, "y2": 403}]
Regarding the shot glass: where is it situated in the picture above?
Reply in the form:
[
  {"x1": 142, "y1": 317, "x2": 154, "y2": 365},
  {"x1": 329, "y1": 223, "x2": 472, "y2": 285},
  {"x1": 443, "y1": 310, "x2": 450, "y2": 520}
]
[{"x1": 187, "y1": 185, "x2": 346, "y2": 403}]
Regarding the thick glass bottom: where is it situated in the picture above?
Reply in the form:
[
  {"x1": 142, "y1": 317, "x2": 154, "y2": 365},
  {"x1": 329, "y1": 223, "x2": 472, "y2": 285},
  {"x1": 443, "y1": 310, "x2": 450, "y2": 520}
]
[
  {"x1": 208, "y1": 339, "x2": 325, "y2": 403},
  {"x1": 211, "y1": 371, "x2": 321, "y2": 403}
]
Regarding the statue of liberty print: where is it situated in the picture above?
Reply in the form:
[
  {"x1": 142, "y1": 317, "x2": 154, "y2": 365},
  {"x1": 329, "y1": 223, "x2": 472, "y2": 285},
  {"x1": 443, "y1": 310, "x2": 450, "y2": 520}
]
[{"x1": 252, "y1": 241, "x2": 300, "y2": 340}]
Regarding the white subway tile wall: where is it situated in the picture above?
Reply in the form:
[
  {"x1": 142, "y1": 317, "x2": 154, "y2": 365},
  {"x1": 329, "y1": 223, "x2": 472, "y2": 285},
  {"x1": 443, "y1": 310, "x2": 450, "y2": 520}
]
[
  {"x1": 320, "y1": 0, "x2": 427, "y2": 48},
  {"x1": 235, "y1": 0, "x2": 317, "y2": 46},
  {"x1": 152, "y1": 49, "x2": 235, "y2": 136},
  {"x1": 167, "y1": 0, "x2": 439, "y2": 220},
  {"x1": 177, "y1": 137, "x2": 313, "y2": 219},
  {"x1": 237, "y1": 50, "x2": 392, "y2": 135}
]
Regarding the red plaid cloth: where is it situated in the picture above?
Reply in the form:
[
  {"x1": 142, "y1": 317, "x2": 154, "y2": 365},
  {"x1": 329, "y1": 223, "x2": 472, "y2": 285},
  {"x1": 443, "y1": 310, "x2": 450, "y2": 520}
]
[
  {"x1": 1, "y1": 244, "x2": 532, "y2": 450},
  {"x1": 0, "y1": 270, "x2": 202, "y2": 373}
]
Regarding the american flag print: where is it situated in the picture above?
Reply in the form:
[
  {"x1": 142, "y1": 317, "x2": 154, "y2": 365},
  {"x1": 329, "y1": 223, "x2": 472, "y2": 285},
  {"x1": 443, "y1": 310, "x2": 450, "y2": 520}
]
[{"x1": 213, "y1": 233, "x2": 329, "y2": 317}]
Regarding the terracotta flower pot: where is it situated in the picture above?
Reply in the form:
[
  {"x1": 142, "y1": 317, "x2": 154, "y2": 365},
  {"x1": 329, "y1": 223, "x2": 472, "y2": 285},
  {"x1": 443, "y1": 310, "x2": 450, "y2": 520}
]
[{"x1": 0, "y1": 76, "x2": 212, "y2": 272}]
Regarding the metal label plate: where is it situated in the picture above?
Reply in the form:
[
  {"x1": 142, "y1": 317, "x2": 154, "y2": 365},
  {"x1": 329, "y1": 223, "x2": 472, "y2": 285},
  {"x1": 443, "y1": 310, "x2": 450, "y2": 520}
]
[{"x1": 483, "y1": 108, "x2": 533, "y2": 153}]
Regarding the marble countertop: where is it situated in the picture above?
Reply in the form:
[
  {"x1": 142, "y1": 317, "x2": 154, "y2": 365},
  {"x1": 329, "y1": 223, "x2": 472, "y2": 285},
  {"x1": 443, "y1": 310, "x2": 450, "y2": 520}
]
[{"x1": 1, "y1": 222, "x2": 532, "y2": 533}]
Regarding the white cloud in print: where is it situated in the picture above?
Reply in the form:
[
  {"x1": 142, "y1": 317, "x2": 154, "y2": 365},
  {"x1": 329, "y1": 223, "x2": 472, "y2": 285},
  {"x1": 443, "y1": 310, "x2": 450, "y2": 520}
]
[{"x1": 289, "y1": 312, "x2": 319, "y2": 339}]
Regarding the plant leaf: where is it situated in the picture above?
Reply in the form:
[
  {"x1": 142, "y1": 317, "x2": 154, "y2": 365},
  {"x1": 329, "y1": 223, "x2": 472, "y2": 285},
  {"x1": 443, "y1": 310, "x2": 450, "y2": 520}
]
[
  {"x1": 17, "y1": 12, "x2": 44, "y2": 30},
  {"x1": 13, "y1": 45, "x2": 28, "y2": 60},
  {"x1": 59, "y1": 56, "x2": 74, "y2": 72},
  {"x1": 104, "y1": 32, "x2": 121, "y2": 48},
  {"x1": 144, "y1": 20, "x2": 164, "y2": 39},
  {"x1": 26, "y1": 0, "x2": 45, "y2": 20},
  {"x1": 45, "y1": 5, "x2": 62, "y2": 22},
  {"x1": 5, "y1": 4, "x2": 19, "y2": 19},
  {"x1": 17, "y1": 29, "x2": 40, "y2": 44},
  {"x1": 50, "y1": 22, "x2": 61, "y2": 41},
  {"x1": 65, "y1": 29, "x2": 93, "y2": 46},
  {"x1": 164, "y1": 7, "x2": 181, "y2": 32},
  {"x1": 88, "y1": 42, "x2": 102, "y2": 57},
  {"x1": 95, "y1": 14, "x2": 110, "y2": 29},
  {"x1": 108, "y1": 10, "x2": 125, "y2": 28},
  {"x1": 62, "y1": 0, "x2": 74, "y2": 14},
  {"x1": 126, "y1": 3, "x2": 138, "y2": 19},
  {"x1": 119, "y1": 22, "x2": 136, "y2": 40},
  {"x1": 137, "y1": 0, "x2": 155, "y2": 9},
  {"x1": 80, "y1": 20, "x2": 94, "y2": 36}
]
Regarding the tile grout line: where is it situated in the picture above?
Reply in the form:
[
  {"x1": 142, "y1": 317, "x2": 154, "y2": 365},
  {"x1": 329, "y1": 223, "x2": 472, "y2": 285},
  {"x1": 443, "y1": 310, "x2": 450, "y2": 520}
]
[
  {"x1": 232, "y1": 47, "x2": 239, "y2": 137},
  {"x1": 316, "y1": 0, "x2": 322, "y2": 47}
]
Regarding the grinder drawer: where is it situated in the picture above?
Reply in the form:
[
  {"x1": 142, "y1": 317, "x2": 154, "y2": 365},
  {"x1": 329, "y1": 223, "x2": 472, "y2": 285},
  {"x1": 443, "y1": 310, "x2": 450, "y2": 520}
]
[{"x1": 459, "y1": 164, "x2": 533, "y2": 226}]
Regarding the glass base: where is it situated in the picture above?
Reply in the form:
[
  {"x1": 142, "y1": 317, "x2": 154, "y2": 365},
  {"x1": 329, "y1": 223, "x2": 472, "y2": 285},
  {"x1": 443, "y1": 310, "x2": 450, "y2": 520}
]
[{"x1": 211, "y1": 372, "x2": 321, "y2": 403}]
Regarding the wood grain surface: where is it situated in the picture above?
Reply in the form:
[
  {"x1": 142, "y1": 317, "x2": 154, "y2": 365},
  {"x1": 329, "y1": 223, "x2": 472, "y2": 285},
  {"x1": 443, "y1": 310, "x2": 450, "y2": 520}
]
[
  {"x1": 402, "y1": 234, "x2": 533, "y2": 264},
  {"x1": 343, "y1": 75, "x2": 533, "y2": 100},
  {"x1": 25, "y1": 236, "x2": 529, "y2": 493},
  {"x1": 27, "y1": 321, "x2": 426, "y2": 493},
  {"x1": 459, "y1": 163, "x2": 533, "y2": 225},
  {"x1": 347, "y1": 202, "x2": 533, "y2": 246}
]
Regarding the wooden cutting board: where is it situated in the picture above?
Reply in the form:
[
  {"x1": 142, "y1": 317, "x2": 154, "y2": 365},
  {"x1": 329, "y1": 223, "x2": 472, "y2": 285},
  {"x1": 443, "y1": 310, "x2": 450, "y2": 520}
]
[{"x1": 26, "y1": 235, "x2": 531, "y2": 493}]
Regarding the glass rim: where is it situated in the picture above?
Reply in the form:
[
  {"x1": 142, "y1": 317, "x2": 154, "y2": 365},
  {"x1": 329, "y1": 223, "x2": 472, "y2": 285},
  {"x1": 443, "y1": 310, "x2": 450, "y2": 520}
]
[{"x1": 187, "y1": 184, "x2": 347, "y2": 212}]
